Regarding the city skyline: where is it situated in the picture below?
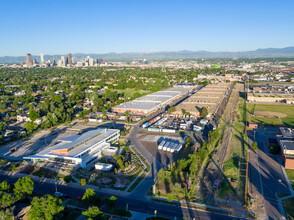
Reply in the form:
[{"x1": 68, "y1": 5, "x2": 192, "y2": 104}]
[{"x1": 1, "y1": 0, "x2": 294, "y2": 56}]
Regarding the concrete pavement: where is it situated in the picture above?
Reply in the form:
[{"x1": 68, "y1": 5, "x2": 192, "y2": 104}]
[
  {"x1": 248, "y1": 128, "x2": 290, "y2": 220},
  {"x1": 0, "y1": 173, "x2": 244, "y2": 220}
]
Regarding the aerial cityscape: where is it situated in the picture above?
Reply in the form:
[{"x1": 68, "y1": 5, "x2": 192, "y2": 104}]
[{"x1": 0, "y1": 0, "x2": 294, "y2": 220}]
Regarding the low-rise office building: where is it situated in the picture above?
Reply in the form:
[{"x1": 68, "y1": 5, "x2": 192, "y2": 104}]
[
  {"x1": 277, "y1": 127, "x2": 294, "y2": 169},
  {"x1": 24, "y1": 128, "x2": 120, "y2": 169}
]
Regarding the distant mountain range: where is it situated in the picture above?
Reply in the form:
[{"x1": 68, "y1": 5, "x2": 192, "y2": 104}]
[{"x1": 1, "y1": 47, "x2": 294, "y2": 64}]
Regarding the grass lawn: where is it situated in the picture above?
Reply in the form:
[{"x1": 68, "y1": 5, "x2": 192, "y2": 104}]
[
  {"x1": 282, "y1": 197, "x2": 294, "y2": 219},
  {"x1": 251, "y1": 116, "x2": 284, "y2": 126},
  {"x1": 254, "y1": 104, "x2": 294, "y2": 117},
  {"x1": 248, "y1": 104, "x2": 294, "y2": 127},
  {"x1": 286, "y1": 169, "x2": 294, "y2": 181}
]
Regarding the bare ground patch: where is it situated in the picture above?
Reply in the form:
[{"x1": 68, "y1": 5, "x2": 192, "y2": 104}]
[{"x1": 254, "y1": 111, "x2": 287, "y2": 118}]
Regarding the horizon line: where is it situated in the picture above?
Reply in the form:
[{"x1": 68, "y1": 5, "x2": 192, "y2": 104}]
[{"x1": 1, "y1": 46, "x2": 294, "y2": 57}]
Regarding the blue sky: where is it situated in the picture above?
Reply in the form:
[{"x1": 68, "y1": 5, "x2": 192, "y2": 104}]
[{"x1": 1, "y1": 0, "x2": 294, "y2": 56}]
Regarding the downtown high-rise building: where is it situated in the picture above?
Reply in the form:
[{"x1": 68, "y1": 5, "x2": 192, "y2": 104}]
[
  {"x1": 26, "y1": 53, "x2": 33, "y2": 66},
  {"x1": 40, "y1": 53, "x2": 44, "y2": 64},
  {"x1": 61, "y1": 56, "x2": 67, "y2": 66},
  {"x1": 89, "y1": 58, "x2": 94, "y2": 66},
  {"x1": 67, "y1": 53, "x2": 73, "y2": 65}
]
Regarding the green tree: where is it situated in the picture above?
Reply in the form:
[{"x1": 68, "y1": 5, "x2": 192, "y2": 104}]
[
  {"x1": 0, "y1": 102, "x2": 6, "y2": 110},
  {"x1": 13, "y1": 176, "x2": 34, "y2": 200},
  {"x1": 168, "y1": 106, "x2": 176, "y2": 114},
  {"x1": 0, "y1": 181, "x2": 10, "y2": 192},
  {"x1": 251, "y1": 142, "x2": 258, "y2": 151},
  {"x1": 82, "y1": 189, "x2": 100, "y2": 205},
  {"x1": 82, "y1": 206, "x2": 105, "y2": 220},
  {"x1": 157, "y1": 169, "x2": 166, "y2": 181},
  {"x1": 28, "y1": 194, "x2": 64, "y2": 220},
  {"x1": 0, "y1": 122, "x2": 7, "y2": 133},
  {"x1": 108, "y1": 196, "x2": 117, "y2": 208},
  {"x1": 0, "y1": 208, "x2": 13, "y2": 220},
  {"x1": 26, "y1": 121, "x2": 36, "y2": 132},
  {"x1": 79, "y1": 178, "x2": 86, "y2": 186},
  {"x1": 173, "y1": 183, "x2": 182, "y2": 198},
  {"x1": 0, "y1": 192, "x2": 15, "y2": 209},
  {"x1": 167, "y1": 193, "x2": 174, "y2": 203},
  {"x1": 185, "y1": 137, "x2": 192, "y2": 147},
  {"x1": 28, "y1": 110, "x2": 40, "y2": 122},
  {"x1": 200, "y1": 107, "x2": 208, "y2": 118}
]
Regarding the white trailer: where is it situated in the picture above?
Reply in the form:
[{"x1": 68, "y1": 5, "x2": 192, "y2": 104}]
[
  {"x1": 175, "y1": 144, "x2": 183, "y2": 152},
  {"x1": 167, "y1": 142, "x2": 174, "y2": 152},
  {"x1": 163, "y1": 142, "x2": 170, "y2": 151},
  {"x1": 170, "y1": 143, "x2": 177, "y2": 153},
  {"x1": 158, "y1": 141, "x2": 165, "y2": 150}
]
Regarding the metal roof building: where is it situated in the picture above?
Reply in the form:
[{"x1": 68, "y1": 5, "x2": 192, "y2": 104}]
[
  {"x1": 113, "y1": 87, "x2": 191, "y2": 115},
  {"x1": 24, "y1": 128, "x2": 120, "y2": 169}
]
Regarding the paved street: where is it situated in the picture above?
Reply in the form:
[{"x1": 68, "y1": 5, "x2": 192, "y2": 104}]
[
  {"x1": 128, "y1": 125, "x2": 163, "y2": 197},
  {"x1": 0, "y1": 173, "x2": 243, "y2": 220},
  {"x1": 248, "y1": 128, "x2": 290, "y2": 220}
]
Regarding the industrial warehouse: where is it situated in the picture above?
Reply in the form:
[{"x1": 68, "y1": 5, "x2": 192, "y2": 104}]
[
  {"x1": 24, "y1": 128, "x2": 120, "y2": 169},
  {"x1": 174, "y1": 83, "x2": 231, "y2": 117},
  {"x1": 113, "y1": 86, "x2": 192, "y2": 115}
]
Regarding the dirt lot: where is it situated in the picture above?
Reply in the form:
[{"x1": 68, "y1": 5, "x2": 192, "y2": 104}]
[
  {"x1": 254, "y1": 111, "x2": 287, "y2": 118},
  {"x1": 138, "y1": 132, "x2": 184, "y2": 169},
  {"x1": 197, "y1": 83, "x2": 245, "y2": 208}
]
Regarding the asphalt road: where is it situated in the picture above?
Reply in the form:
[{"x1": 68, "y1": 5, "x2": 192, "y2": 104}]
[
  {"x1": 249, "y1": 128, "x2": 289, "y2": 220},
  {"x1": 0, "y1": 174, "x2": 243, "y2": 220},
  {"x1": 128, "y1": 125, "x2": 163, "y2": 197}
]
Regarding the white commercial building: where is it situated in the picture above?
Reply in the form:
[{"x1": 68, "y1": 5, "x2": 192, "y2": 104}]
[{"x1": 24, "y1": 128, "x2": 120, "y2": 169}]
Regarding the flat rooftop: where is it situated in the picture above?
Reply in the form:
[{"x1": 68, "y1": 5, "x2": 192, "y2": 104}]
[
  {"x1": 281, "y1": 140, "x2": 294, "y2": 151},
  {"x1": 280, "y1": 127, "x2": 294, "y2": 139},
  {"x1": 32, "y1": 128, "x2": 119, "y2": 158},
  {"x1": 113, "y1": 87, "x2": 191, "y2": 111},
  {"x1": 175, "y1": 83, "x2": 230, "y2": 115}
]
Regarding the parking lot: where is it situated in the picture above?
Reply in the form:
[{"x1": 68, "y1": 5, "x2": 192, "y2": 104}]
[
  {"x1": 138, "y1": 133, "x2": 185, "y2": 168},
  {"x1": 0, "y1": 120, "x2": 122, "y2": 160}
]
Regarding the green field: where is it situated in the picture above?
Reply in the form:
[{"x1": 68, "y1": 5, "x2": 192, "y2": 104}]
[
  {"x1": 286, "y1": 169, "x2": 294, "y2": 181},
  {"x1": 254, "y1": 104, "x2": 294, "y2": 117},
  {"x1": 251, "y1": 117, "x2": 284, "y2": 126},
  {"x1": 249, "y1": 104, "x2": 294, "y2": 127}
]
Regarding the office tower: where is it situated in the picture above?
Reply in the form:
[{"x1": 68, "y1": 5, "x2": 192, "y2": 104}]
[
  {"x1": 40, "y1": 53, "x2": 44, "y2": 64},
  {"x1": 26, "y1": 53, "x2": 33, "y2": 66},
  {"x1": 89, "y1": 58, "x2": 94, "y2": 66},
  {"x1": 33, "y1": 58, "x2": 37, "y2": 65},
  {"x1": 52, "y1": 58, "x2": 56, "y2": 66},
  {"x1": 67, "y1": 53, "x2": 72, "y2": 65},
  {"x1": 61, "y1": 56, "x2": 67, "y2": 66},
  {"x1": 98, "y1": 58, "x2": 104, "y2": 64},
  {"x1": 57, "y1": 59, "x2": 63, "y2": 67}
]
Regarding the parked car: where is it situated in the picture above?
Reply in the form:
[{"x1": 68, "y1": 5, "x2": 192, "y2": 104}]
[
  {"x1": 54, "y1": 192, "x2": 64, "y2": 197},
  {"x1": 213, "y1": 179, "x2": 220, "y2": 188}
]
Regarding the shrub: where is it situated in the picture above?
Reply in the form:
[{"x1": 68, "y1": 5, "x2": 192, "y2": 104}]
[
  {"x1": 251, "y1": 142, "x2": 258, "y2": 151},
  {"x1": 64, "y1": 175, "x2": 72, "y2": 183},
  {"x1": 270, "y1": 144, "x2": 280, "y2": 155},
  {"x1": 79, "y1": 178, "x2": 86, "y2": 186}
]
